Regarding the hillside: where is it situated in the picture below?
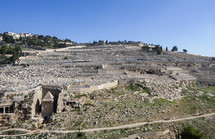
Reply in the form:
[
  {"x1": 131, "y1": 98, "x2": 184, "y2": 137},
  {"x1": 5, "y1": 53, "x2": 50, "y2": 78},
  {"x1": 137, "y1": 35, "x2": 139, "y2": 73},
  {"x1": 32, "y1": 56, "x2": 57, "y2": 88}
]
[
  {"x1": 0, "y1": 32, "x2": 77, "y2": 49},
  {"x1": 0, "y1": 38, "x2": 215, "y2": 138}
]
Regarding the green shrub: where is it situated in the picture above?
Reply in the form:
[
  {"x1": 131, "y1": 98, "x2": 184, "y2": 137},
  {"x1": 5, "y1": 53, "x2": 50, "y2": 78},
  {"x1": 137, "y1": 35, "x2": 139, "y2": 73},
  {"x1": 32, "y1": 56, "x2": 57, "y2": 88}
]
[
  {"x1": 181, "y1": 126, "x2": 204, "y2": 139},
  {"x1": 76, "y1": 132, "x2": 86, "y2": 138},
  {"x1": 127, "y1": 83, "x2": 140, "y2": 91},
  {"x1": 64, "y1": 56, "x2": 68, "y2": 59}
]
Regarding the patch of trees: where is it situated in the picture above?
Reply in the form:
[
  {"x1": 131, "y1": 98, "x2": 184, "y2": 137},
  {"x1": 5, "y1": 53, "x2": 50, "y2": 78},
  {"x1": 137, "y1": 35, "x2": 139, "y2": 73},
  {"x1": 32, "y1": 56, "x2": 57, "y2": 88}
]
[
  {"x1": 19, "y1": 35, "x2": 74, "y2": 48},
  {"x1": 153, "y1": 45, "x2": 163, "y2": 55},
  {"x1": 2, "y1": 33, "x2": 15, "y2": 43},
  {"x1": 142, "y1": 46, "x2": 150, "y2": 52},
  {"x1": 171, "y1": 46, "x2": 188, "y2": 53},
  {"x1": 91, "y1": 40, "x2": 105, "y2": 46},
  {"x1": 1, "y1": 32, "x2": 76, "y2": 49},
  {"x1": 0, "y1": 45, "x2": 22, "y2": 64},
  {"x1": 53, "y1": 43, "x2": 66, "y2": 48},
  {"x1": 142, "y1": 45, "x2": 163, "y2": 55},
  {"x1": 0, "y1": 45, "x2": 17, "y2": 55}
]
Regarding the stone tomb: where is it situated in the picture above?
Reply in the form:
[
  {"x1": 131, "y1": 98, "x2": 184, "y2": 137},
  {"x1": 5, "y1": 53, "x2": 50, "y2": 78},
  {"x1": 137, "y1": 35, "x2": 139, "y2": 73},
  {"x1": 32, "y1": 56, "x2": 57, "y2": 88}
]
[
  {"x1": 41, "y1": 92, "x2": 54, "y2": 121},
  {"x1": 32, "y1": 85, "x2": 69, "y2": 122}
]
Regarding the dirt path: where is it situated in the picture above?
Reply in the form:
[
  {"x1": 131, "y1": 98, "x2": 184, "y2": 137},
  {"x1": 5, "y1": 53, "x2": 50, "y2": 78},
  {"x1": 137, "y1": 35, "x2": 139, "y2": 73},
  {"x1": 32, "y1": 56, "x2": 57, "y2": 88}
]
[{"x1": 1, "y1": 112, "x2": 215, "y2": 137}]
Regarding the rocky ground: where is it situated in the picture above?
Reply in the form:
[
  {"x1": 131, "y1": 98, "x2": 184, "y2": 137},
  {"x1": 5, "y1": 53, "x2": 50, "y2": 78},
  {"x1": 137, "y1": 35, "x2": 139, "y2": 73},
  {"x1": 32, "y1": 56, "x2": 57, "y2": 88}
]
[
  {"x1": 0, "y1": 44, "x2": 215, "y2": 138},
  {"x1": 1, "y1": 85, "x2": 214, "y2": 138},
  {"x1": 42, "y1": 84, "x2": 215, "y2": 131}
]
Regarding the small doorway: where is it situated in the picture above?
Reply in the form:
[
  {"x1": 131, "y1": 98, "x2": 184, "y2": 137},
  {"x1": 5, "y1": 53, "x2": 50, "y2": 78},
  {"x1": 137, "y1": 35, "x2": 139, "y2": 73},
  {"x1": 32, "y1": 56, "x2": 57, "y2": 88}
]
[
  {"x1": 0, "y1": 108, "x2": 4, "y2": 113},
  {"x1": 44, "y1": 116, "x2": 48, "y2": 121}
]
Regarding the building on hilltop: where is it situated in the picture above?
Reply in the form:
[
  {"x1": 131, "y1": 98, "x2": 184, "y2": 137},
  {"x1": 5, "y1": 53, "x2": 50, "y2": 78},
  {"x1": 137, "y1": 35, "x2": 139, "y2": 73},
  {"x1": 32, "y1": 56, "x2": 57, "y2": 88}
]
[
  {"x1": 4, "y1": 32, "x2": 21, "y2": 39},
  {"x1": 4, "y1": 32, "x2": 34, "y2": 39},
  {"x1": 19, "y1": 33, "x2": 33, "y2": 38},
  {"x1": 0, "y1": 36, "x2": 3, "y2": 41}
]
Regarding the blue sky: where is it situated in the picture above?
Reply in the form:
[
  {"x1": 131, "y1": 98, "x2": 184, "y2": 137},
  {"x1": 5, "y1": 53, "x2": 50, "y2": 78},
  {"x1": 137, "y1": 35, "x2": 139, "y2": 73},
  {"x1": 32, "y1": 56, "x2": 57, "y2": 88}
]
[{"x1": 0, "y1": 0, "x2": 215, "y2": 56}]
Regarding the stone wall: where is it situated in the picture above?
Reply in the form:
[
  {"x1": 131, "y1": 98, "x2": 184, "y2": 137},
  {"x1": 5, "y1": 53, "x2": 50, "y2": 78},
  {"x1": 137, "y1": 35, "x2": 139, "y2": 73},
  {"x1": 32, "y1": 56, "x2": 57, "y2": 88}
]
[
  {"x1": 31, "y1": 88, "x2": 42, "y2": 118},
  {"x1": 97, "y1": 80, "x2": 118, "y2": 90},
  {"x1": 0, "y1": 114, "x2": 15, "y2": 127},
  {"x1": 57, "y1": 90, "x2": 70, "y2": 113},
  {"x1": 69, "y1": 80, "x2": 119, "y2": 94}
]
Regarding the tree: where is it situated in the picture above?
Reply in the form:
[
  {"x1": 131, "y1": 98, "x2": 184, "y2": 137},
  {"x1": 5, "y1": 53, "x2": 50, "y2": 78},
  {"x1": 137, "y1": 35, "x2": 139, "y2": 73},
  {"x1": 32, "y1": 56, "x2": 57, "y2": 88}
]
[
  {"x1": 38, "y1": 35, "x2": 44, "y2": 39},
  {"x1": 11, "y1": 52, "x2": 19, "y2": 64},
  {"x1": 0, "y1": 45, "x2": 8, "y2": 56},
  {"x1": 142, "y1": 46, "x2": 150, "y2": 52},
  {"x1": 11, "y1": 46, "x2": 22, "y2": 64},
  {"x1": 3, "y1": 33, "x2": 15, "y2": 43},
  {"x1": 52, "y1": 36, "x2": 58, "y2": 43},
  {"x1": 105, "y1": 40, "x2": 108, "y2": 44},
  {"x1": 54, "y1": 43, "x2": 66, "y2": 48},
  {"x1": 154, "y1": 45, "x2": 162, "y2": 55},
  {"x1": 44, "y1": 35, "x2": 52, "y2": 44},
  {"x1": 64, "y1": 38, "x2": 72, "y2": 42},
  {"x1": 180, "y1": 126, "x2": 204, "y2": 139},
  {"x1": 98, "y1": 40, "x2": 105, "y2": 45},
  {"x1": 6, "y1": 46, "x2": 15, "y2": 54},
  {"x1": 15, "y1": 46, "x2": 22, "y2": 56},
  {"x1": 93, "y1": 41, "x2": 98, "y2": 45},
  {"x1": 171, "y1": 46, "x2": 178, "y2": 51},
  {"x1": 183, "y1": 49, "x2": 187, "y2": 53}
]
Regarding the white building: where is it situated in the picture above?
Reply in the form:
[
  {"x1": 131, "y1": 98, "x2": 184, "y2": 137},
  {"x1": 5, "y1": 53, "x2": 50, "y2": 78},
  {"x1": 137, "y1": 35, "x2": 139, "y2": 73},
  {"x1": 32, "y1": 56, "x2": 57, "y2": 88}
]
[
  {"x1": 4, "y1": 32, "x2": 34, "y2": 39},
  {"x1": 0, "y1": 36, "x2": 3, "y2": 41},
  {"x1": 20, "y1": 33, "x2": 33, "y2": 38},
  {"x1": 5, "y1": 32, "x2": 20, "y2": 39}
]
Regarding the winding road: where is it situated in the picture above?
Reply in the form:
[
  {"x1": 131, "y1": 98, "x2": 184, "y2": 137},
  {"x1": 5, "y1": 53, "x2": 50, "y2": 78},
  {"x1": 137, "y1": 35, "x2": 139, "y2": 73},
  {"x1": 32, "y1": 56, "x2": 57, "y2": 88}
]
[{"x1": 0, "y1": 112, "x2": 215, "y2": 137}]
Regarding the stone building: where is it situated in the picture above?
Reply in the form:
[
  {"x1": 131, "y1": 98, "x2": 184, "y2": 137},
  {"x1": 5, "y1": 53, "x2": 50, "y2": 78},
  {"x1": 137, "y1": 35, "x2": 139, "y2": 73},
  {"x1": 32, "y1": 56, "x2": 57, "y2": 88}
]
[
  {"x1": 0, "y1": 103, "x2": 15, "y2": 126},
  {"x1": 31, "y1": 85, "x2": 70, "y2": 121},
  {"x1": 41, "y1": 92, "x2": 54, "y2": 121},
  {"x1": 41, "y1": 85, "x2": 62, "y2": 113}
]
